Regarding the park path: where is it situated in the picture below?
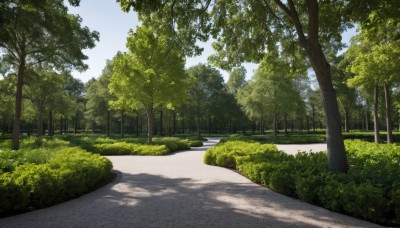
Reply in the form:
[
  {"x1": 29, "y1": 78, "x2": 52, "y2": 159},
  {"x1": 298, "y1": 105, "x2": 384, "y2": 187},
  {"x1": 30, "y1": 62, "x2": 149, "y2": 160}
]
[{"x1": 0, "y1": 138, "x2": 379, "y2": 227}]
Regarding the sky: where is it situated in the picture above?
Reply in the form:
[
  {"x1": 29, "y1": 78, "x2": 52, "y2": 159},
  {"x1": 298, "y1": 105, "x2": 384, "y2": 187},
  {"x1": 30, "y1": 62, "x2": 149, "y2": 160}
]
[{"x1": 67, "y1": 0, "x2": 356, "y2": 83}]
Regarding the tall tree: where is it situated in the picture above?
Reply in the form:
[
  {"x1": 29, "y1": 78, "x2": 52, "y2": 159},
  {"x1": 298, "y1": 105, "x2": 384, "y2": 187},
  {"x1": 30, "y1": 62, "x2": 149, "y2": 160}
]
[
  {"x1": 117, "y1": 0, "x2": 355, "y2": 172},
  {"x1": 227, "y1": 67, "x2": 246, "y2": 94},
  {"x1": 237, "y1": 52, "x2": 304, "y2": 137},
  {"x1": 85, "y1": 59, "x2": 116, "y2": 136},
  {"x1": 0, "y1": 0, "x2": 98, "y2": 149},
  {"x1": 110, "y1": 26, "x2": 188, "y2": 144},
  {"x1": 24, "y1": 66, "x2": 65, "y2": 135},
  {"x1": 187, "y1": 64, "x2": 225, "y2": 138}
]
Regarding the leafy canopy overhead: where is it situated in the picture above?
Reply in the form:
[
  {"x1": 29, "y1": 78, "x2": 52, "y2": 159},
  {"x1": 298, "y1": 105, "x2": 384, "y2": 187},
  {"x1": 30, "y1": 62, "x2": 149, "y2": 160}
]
[{"x1": 116, "y1": 0, "x2": 354, "y2": 69}]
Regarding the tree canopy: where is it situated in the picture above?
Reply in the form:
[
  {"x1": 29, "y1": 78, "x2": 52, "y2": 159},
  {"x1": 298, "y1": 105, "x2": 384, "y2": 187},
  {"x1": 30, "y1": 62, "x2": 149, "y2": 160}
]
[{"x1": 110, "y1": 25, "x2": 189, "y2": 143}]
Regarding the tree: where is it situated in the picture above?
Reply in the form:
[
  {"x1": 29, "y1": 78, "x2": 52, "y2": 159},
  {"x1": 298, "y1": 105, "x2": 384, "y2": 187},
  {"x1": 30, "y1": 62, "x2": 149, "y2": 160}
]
[
  {"x1": 346, "y1": 30, "x2": 400, "y2": 144},
  {"x1": 62, "y1": 72, "x2": 86, "y2": 134},
  {"x1": 237, "y1": 52, "x2": 304, "y2": 137},
  {"x1": 334, "y1": 55, "x2": 357, "y2": 132},
  {"x1": 227, "y1": 67, "x2": 246, "y2": 94},
  {"x1": 85, "y1": 59, "x2": 116, "y2": 136},
  {"x1": 0, "y1": 0, "x2": 98, "y2": 149},
  {"x1": 117, "y1": 0, "x2": 354, "y2": 172},
  {"x1": 187, "y1": 64, "x2": 226, "y2": 138},
  {"x1": 110, "y1": 26, "x2": 188, "y2": 144},
  {"x1": 24, "y1": 66, "x2": 64, "y2": 135}
]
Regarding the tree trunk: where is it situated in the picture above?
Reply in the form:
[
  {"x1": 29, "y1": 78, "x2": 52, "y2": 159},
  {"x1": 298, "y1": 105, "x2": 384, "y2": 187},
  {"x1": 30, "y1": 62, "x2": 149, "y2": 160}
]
[
  {"x1": 121, "y1": 110, "x2": 125, "y2": 138},
  {"x1": 173, "y1": 111, "x2": 176, "y2": 135},
  {"x1": 300, "y1": 118, "x2": 303, "y2": 132},
  {"x1": 146, "y1": 106, "x2": 154, "y2": 144},
  {"x1": 136, "y1": 114, "x2": 140, "y2": 137},
  {"x1": 383, "y1": 82, "x2": 393, "y2": 144},
  {"x1": 208, "y1": 114, "x2": 211, "y2": 135},
  {"x1": 197, "y1": 101, "x2": 201, "y2": 139},
  {"x1": 365, "y1": 109, "x2": 369, "y2": 131},
  {"x1": 312, "y1": 106, "x2": 316, "y2": 131},
  {"x1": 60, "y1": 116, "x2": 63, "y2": 134},
  {"x1": 182, "y1": 113, "x2": 185, "y2": 134},
  {"x1": 12, "y1": 57, "x2": 26, "y2": 150},
  {"x1": 373, "y1": 84, "x2": 380, "y2": 143},
  {"x1": 272, "y1": 113, "x2": 277, "y2": 137},
  {"x1": 159, "y1": 111, "x2": 163, "y2": 136},
  {"x1": 74, "y1": 112, "x2": 78, "y2": 134},
  {"x1": 344, "y1": 109, "x2": 349, "y2": 133},
  {"x1": 48, "y1": 111, "x2": 53, "y2": 136},
  {"x1": 306, "y1": 115, "x2": 310, "y2": 132},
  {"x1": 107, "y1": 110, "x2": 110, "y2": 137},
  {"x1": 284, "y1": 112, "x2": 288, "y2": 134},
  {"x1": 277, "y1": 1, "x2": 348, "y2": 172},
  {"x1": 37, "y1": 106, "x2": 44, "y2": 135}
]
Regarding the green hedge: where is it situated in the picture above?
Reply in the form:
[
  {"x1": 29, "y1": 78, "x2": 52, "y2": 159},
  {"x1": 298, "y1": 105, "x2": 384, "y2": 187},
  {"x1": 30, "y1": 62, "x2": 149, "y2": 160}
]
[
  {"x1": 153, "y1": 137, "x2": 190, "y2": 152},
  {"x1": 204, "y1": 141, "x2": 278, "y2": 168},
  {"x1": 0, "y1": 147, "x2": 112, "y2": 216},
  {"x1": 94, "y1": 142, "x2": 170, "y2": 156},
  {"x1": 204, "y1": 140, "x2": 400, "y2": 226},
  {"x1": 221, "y1": 134, "x2": 326, "y2": 144},
  {"x1": 60, "y1": 135, "x2": 195, "y2": 155}
]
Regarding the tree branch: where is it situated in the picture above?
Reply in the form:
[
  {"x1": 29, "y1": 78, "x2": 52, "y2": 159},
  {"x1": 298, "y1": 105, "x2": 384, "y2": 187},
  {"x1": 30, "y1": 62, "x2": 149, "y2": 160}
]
[
  {"x1": 275, "y1": 0, "x2": 308, "y2": 49},
  {"x1": 307, "y1": 0, "x2": 319, "y2": 43}
]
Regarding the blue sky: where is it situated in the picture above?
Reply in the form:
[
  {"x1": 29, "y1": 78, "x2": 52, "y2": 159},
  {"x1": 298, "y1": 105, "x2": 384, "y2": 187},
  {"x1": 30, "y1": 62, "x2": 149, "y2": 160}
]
[{"x1": 67, "y1": 0, "x2": 356, "y2": 83}]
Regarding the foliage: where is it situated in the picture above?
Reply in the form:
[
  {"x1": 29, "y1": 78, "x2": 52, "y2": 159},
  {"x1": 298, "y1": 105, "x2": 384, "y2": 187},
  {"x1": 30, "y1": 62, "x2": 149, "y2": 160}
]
[
  {"x1": 0, "y1": 147, "x2": 112, "y2": 216},
  {"x1": 204, "y1": 140, "x2": 400, "y2": 225},
  {"x1": 60, "y1": 135, "x2": 195, "y2": 155},
  {"x1": 94, "y1": 142, "x2": 170, "y2": 156},
  {"x1": 110, "y1": 25, "x2": 189, "y2": 144},
  {"x1": 221, "y1": 134, "x2": 326, "y2": 144},
  {"x1": 204, "y1": 141, "x2": 278, "y2": 168},
  {"x1": 153, "y1": 137, "x2": 190, "y2": 152},
  {"x1": 0, "y1": 0, "x2": 98, "y2": 149}
]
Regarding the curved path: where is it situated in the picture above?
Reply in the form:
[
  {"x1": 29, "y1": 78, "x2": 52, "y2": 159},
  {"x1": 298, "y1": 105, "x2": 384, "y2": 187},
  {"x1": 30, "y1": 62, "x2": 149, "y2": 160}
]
[{"x1": 0, "y1": 138, "x2": 379, "y2": 227}]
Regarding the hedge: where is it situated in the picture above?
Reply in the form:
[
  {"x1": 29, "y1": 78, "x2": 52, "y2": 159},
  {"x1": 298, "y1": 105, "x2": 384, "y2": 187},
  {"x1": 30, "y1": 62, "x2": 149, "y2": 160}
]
[
  {"x1": 204, "y1": 140, "x2": 400, "y2": 226},
  {"x1": 94, "y1": 142, "x2": 170, "y2": 156},
  {"x1": 0, "y1": 147, "x2": 112, "y2": 216},
  {"x1": 61, "y1": 135, "x2": 196, "y2": 155}
]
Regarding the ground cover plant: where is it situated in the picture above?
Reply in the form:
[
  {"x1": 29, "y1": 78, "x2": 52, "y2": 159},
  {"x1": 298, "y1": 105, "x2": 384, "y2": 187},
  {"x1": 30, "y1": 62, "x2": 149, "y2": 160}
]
[
  {"x1": 204, "y1": 140, "x2": 400, "y2": 226},
  {"x1": 0, "y1": 137, "x2": 113, "y2": 216}
]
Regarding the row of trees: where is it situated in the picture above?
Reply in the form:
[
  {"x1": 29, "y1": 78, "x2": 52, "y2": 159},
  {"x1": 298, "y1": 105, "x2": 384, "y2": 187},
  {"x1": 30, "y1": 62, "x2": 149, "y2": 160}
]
[
  {"x1": 1, "y1": 0, "x2": 399, "y2": 173},
  {"x1": 114, "y1": 0, "x2": 398, "y2": 172}
]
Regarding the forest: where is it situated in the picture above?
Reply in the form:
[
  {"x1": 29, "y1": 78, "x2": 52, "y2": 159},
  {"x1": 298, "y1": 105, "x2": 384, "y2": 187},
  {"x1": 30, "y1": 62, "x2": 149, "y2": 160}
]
[{"x1": 1, "y1": 0, "x2": 400, "y2": 226}]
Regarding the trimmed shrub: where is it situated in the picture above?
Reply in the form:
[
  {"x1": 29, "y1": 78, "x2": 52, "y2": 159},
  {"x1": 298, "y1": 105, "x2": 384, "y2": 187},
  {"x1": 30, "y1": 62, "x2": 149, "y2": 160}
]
[
  {"x1": 153, "y1": 137, "x2": 190, "y2": 152},
  {"x1": 94, "y1": 142, "x2": 170, "y2": 156},
  {"x1": 186, "y1": 139, "x2": 203, "y2": 147},
  {"x1": 204, "y1": 139, "x2": 400, "y2": 226},
  {"x1": 0, "y1": 147, "x2": 112, "y2": 216},
  {"x1": 204, "y1": 141, "x2": 278, "y2": 169}
]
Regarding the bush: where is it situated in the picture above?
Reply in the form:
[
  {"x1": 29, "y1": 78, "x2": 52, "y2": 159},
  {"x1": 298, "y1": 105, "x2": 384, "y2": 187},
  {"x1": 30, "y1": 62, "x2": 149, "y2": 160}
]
[
  {"x1": 94, "y1": 142, "x2": 134, "y2": 155},
  {"x1": 204, "y1": 141, "x2": 278, "y2": 169},
  {"x1": 153, "y1": 137, "x2": 190, "y2": 152},
  {"x1": 0, "y1": 147, "x2": 112, "y2": 216},
  {"x1": 60, "y1": 135, "x2": 191, "y2": 154},
  {"x1": 221, "y1": 134, "x2": 326, "y2": 144},
  {"x1": 94, "y1": 142, "x2": 170, "y2": 156},
  {"x1": 186, "y1": 139, "x2": 203, "y2": 147},
  {"x1": 204, "y1": 140, "x2": 400, "y2": 226}
]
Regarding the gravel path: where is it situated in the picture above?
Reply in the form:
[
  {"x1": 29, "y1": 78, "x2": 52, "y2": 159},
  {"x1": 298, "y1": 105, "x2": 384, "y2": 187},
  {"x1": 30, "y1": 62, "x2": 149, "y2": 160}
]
[{"x1": 0, "y1": 138, "x2": 379, "y2": 227}]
